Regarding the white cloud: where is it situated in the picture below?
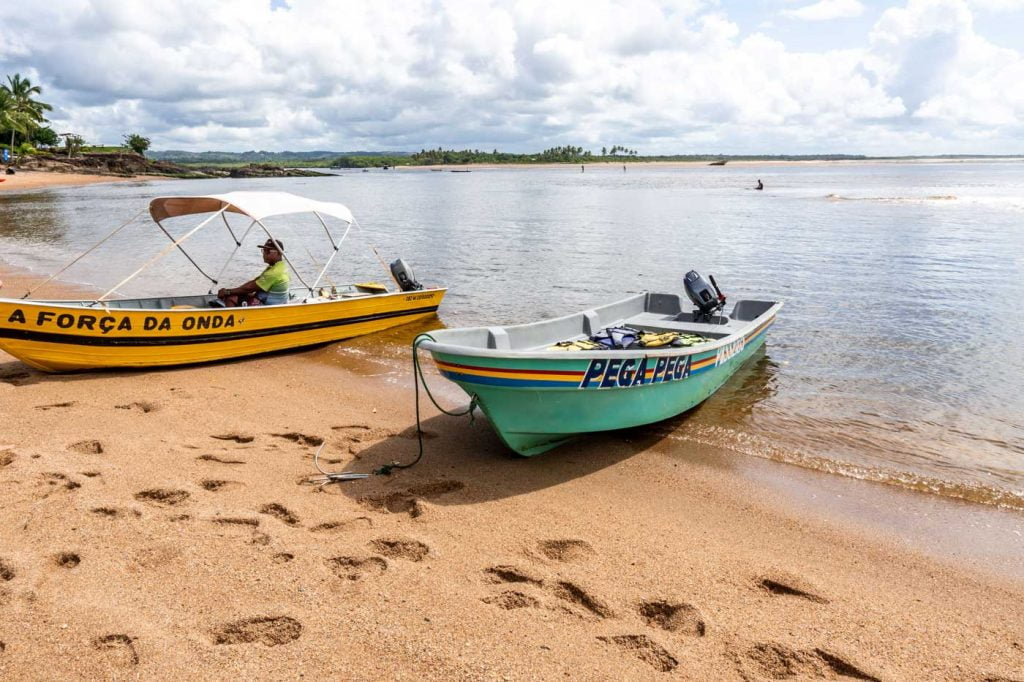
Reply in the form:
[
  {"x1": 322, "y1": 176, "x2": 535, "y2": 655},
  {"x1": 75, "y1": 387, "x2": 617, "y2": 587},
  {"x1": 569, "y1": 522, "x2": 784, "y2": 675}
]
[
  {"x1": 967, "y1": 0, "x2": 1024, "y2": 10},
  {"x1": 0, "y1": 0, "x2": 1020, "y2": 155},
  {"x1": 783, "y1": 0, "x2": 865, "y2": 21}
]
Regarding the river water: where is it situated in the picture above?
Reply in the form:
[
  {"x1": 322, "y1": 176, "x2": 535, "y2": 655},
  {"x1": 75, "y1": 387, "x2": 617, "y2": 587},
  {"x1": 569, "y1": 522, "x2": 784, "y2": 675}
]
[{"x1": 1, "y1": 161, "x2": 1023, "y2": 509}]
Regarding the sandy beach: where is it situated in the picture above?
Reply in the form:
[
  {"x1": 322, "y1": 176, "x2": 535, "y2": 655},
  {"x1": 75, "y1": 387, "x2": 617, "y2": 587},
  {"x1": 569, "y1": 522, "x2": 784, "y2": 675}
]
[
  {"x1": 1, "y1": 267, "x2": 1022, "y2": 680},
  {"x1": 0, "y1": 170, "x2": 141, "y2": 192}
]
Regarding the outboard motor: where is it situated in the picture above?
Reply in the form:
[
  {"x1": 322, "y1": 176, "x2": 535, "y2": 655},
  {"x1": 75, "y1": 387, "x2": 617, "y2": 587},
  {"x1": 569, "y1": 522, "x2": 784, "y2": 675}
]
[
  {"x1": 390, "y1": 258, "x2": 423, "y2": 292},
  {"x1": 684, "y1": 270, "x2": 726, "y2": 321}
]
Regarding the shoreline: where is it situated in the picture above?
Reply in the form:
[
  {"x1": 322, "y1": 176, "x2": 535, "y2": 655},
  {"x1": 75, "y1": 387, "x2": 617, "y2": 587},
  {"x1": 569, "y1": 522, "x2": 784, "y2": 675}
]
[
  {"x1": 3, "y1": 156, "x2": 1020, "y2": 193},
  {"x1": 1, "y1": 266, "x2": 1023, "y2": 678},
  {"x1": 0, "y1": 169, "x2": 146, "y2": 192}
]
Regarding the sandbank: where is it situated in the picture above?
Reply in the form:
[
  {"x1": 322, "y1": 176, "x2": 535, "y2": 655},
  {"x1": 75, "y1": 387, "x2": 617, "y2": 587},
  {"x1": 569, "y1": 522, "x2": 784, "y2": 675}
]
[
  {"x1": 0, "y1": 170, "x2": 143, "y2": 192},
  {"x1": 0, "y1": 267, "x2": 1022, "y2": 679}
]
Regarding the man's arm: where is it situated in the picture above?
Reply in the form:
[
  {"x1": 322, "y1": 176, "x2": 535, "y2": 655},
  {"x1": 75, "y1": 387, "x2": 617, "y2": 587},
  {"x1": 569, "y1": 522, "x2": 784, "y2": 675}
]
[{"x1": 218, "y1": 279, "x2": 261, "y2": 299}]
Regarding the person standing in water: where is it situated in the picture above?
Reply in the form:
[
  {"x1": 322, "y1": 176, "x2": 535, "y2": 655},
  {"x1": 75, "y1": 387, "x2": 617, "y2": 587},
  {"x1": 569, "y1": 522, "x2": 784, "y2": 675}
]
[{"x1": 756, "y1": 179, "x2": 764, "y2": 190}]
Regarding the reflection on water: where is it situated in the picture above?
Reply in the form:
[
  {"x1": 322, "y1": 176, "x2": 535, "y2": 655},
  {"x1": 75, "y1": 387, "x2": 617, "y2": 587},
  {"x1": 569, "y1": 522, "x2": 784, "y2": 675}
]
[{"x1": 2, "y1": 162, "x2": 1024, "y2": 509}]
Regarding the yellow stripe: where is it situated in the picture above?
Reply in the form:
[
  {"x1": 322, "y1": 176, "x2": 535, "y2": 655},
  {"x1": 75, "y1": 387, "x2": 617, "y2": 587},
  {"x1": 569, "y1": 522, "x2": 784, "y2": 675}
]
[{"x1": 435, "y1": 361, "x2": 576, "y2": 382}]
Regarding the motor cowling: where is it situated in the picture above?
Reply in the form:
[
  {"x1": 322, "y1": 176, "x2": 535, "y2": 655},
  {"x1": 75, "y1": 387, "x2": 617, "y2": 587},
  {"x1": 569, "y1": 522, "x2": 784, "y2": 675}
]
[
  {"x1": 684, "y1": 270, "x2": 722, "y2": 315},
  {"x1": 390, "y1": 258, "x2": 423, "y2": 292}
]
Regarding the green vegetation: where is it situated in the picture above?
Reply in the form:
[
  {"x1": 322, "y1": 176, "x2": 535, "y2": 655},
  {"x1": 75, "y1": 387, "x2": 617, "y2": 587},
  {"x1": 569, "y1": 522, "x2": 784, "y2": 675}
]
[
  {"x1": 149, "y1": 149, "x2": 353, "y2": 166},
  {"x1": 123, "y1": 133, "x2": 151, "y2": 156},
  {"x1": 64, "y1": 134, "x2": 85, "y2": 157},
  {"x1": 0, "y1": 73, "x2": 52, "y2": 162}
]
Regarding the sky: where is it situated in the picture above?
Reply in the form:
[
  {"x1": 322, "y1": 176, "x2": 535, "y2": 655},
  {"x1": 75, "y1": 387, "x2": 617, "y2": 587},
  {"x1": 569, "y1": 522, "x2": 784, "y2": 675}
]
[{"x1": 0, "y1": 0, "x2": 1022, "y2": 155}]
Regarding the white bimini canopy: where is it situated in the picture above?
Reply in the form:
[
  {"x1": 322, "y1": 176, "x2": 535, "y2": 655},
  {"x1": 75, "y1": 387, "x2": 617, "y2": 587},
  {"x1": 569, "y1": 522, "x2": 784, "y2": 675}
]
[{"x1": 149, "y1": 191, "x2": 355, "y2": 224}]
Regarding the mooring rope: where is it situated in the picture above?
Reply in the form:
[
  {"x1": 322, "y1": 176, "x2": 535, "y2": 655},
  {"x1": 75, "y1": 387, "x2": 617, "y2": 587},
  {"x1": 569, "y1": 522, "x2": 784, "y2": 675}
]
[{"x1": 309, "y1": 333, "x2": 478, "y2": 486}]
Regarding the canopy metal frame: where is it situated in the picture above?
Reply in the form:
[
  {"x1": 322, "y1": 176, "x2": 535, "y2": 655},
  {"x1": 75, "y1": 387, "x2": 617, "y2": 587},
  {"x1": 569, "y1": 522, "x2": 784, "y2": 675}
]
[{"x1": 24, "y1": 193, "x2": 389, "y2": 305}]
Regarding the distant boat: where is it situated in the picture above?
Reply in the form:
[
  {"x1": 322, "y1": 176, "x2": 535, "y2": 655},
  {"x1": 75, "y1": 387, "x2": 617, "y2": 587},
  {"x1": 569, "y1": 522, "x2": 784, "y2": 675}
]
[
  {"x1": 709, "y1": 159, "x2": 727, "y2": 166},
  {"x1": 450, "y1": 169, "x2": 471, "y2": 173},
  {"x1": 429, "y1": 168, "x2": 444, "y2": 172}
]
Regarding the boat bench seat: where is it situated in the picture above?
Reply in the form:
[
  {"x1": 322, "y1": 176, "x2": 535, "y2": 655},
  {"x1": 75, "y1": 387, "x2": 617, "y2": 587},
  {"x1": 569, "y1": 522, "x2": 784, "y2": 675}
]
[{"x1": 624, "y1": 312, "x2": 736, "y2": 338}]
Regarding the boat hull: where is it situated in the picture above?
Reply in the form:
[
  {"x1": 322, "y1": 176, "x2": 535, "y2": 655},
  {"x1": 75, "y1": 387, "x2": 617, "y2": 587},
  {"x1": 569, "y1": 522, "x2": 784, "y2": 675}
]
[
  {"x1": 430, "y1": 315, "x2": 774, "y2": 456},
  {"x1": 0, "y1": 289, "x2": 445, "y2": 372}
]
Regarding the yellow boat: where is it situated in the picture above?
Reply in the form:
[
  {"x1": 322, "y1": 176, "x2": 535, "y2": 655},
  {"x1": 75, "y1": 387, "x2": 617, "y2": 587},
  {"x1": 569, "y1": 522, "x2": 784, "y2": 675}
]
[{"x1": 0, "y1": 191, "x2": 446, "y2": 372}]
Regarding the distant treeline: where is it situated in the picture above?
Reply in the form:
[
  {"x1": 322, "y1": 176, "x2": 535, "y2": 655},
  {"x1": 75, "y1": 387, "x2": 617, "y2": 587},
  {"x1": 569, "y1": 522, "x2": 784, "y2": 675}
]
[
  {"x1": 150, "y1": 149, "x2": 407, "y2": 167},
  {"x1": 150, "y1": 147, "x2": 1023, "y2": 169}
]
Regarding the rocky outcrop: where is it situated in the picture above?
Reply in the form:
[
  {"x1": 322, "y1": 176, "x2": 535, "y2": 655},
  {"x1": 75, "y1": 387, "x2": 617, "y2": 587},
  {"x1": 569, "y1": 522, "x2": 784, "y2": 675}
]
[
  {"x1": 16, "y1": 154, "x2": 332, "y2": 180},
  {"x1": 225, "y1": 163, "x2": 330, "y2": 178}
]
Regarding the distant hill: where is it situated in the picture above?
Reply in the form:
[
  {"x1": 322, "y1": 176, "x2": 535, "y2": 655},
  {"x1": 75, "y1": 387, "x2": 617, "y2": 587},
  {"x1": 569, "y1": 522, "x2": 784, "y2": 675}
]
[{"x1": 149, "y1": 150, "x2": 411, "y2": 164}]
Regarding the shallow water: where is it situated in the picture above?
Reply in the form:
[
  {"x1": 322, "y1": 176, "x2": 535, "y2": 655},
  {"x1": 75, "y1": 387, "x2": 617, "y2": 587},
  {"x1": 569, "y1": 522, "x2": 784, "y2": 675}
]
[{"x1": 2, "y1": 161, "x2": 1023, "y2": 509}]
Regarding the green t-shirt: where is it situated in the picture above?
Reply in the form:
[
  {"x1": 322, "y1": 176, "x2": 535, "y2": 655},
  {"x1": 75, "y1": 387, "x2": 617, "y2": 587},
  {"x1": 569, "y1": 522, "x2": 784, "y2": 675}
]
[{"x1": 255, "y1": 261, "x2": 289, "y2": 294}]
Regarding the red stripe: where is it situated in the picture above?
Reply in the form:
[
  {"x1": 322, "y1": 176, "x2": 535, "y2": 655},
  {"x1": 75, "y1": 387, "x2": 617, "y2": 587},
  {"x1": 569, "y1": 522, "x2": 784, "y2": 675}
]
[{"x1": 437, "y1": 360, "x2": 586, "y2": 377}]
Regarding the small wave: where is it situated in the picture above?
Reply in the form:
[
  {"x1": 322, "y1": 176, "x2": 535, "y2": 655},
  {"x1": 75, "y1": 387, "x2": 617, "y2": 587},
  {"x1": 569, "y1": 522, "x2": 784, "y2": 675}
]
[
  {"x1": 825, "y1": 194, "x2": 957, "y2": 203},
  {"x1": 666, "y1": 428, "x2": 1024, "y2": 511}
]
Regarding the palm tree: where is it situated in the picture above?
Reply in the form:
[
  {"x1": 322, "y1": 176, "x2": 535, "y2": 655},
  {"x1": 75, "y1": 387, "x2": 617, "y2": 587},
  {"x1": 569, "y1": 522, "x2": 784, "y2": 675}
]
[
  {"x1": 0, "y1": 89, "x2": 26, "y2": 163},
  {"x1": 1, "y1": 73, "x2": 53, "y2": 161}
]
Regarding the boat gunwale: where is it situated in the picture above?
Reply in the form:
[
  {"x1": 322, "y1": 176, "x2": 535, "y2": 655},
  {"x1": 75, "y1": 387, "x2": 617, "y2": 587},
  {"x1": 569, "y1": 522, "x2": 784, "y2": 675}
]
[
  {"x1": 419, "y1": 296, "x2": 783, "y2": 361},
  {"x1": 0, "y1": 287, "x2": 448, "y2": 314}
]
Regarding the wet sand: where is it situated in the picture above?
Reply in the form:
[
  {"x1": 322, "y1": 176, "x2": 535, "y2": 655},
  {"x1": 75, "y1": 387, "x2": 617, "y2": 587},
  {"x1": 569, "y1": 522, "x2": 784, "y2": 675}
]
[
  {"x1": 1, "y1": 269, "x2": 1023, "y2": 679},
  {"x1": 0, "y1": 170, "x2": 142, "y2": 192}
]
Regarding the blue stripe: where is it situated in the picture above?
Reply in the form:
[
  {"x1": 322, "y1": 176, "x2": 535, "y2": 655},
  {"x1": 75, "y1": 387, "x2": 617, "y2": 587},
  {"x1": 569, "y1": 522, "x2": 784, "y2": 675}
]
[{"x1": 441, "y1": 371, "x2": 579, "y2": 388}]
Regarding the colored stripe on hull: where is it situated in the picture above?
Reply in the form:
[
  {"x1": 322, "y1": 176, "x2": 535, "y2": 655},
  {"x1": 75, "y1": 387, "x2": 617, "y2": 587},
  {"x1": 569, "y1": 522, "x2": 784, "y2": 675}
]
[{"x1": 0, "y1": 305, "x2": 438, "y2": 347}]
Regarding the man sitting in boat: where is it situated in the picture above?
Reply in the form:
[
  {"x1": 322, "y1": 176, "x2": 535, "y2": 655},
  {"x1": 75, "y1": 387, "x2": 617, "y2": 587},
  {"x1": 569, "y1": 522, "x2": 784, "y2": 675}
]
[{"x1": 215, "y1": 238, "x2": 290, "y2": 306}]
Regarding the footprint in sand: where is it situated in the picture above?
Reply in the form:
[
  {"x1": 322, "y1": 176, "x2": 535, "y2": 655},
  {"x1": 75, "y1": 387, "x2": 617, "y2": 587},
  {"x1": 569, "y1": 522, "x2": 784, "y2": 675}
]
[
  {"x1": 331, "y1": 424, "x2": 407, "y2": 455},
  {"x1": 54, "y1": 552, "x2": 81, "y2": 569},
  {"x1": 638, "y1": 600, "x2": 706, "y2": 637},
  {"x1": 40, "y1": 472, "x2": 81, "y2": 492},
  {"x1": 200, "y1": 479, "x2": 241, "y2": 492},
  {"x1": 197, "y1": 454, "x2": 246, "y2": 465},
  {"x1": 211, "y1": 616, "x2": 302, "y2": 646},
  {"x1": 91, "y1": 506, "x2": 142, "y2": 519},
  {"x1": 272, "y1": 552, "x2": 294, "y2": 564},
  {"x1": 481, "y1": 566, "x2": 611, "y2": 620},
  {"x1": 326, "y1": 556, "x2": 387, "y2": 581},
  {"x1": 0, "y1": 451, "x2": 14, "y2": 468},
  {"x1": 484, "y1": 565, "x2": 544, "y2": 587},
  {"x1": 482, "y1": 590, "x2": 541, "y2": 610},
  {"x1": 212, "y1": 517, "x2": 259, "y2": 527},
  {"x1": 134, "y1": 489, "x2": 190, "y2": 507},
  {"x1": 272, "y1": 432, "x2": 324, "y2": 447},
  {"x1": 359, "y1": 480, "x2": 465, "y2": 517},
  {"x1": 309, "y1": 517, "x2": 373, "y2": 534},
  {"x1": 598, "y1": 634, "x2": 678, "y2": 673},
  {"x1": 129, "y1": 545, "x2": 181, "y2": 570},
  {"x1": 34, "y1": 401, "x2": 76, "y2": 411},
  {"x1": 369, "y1": 537, "x2": 430, "y2": 562},
  {"x1": 0, "y1": 558, "x2": 15, "y2": 581},
  {"x1": 737, "y1": 642, "x2": 879, "y2": 681},
  {"x1": 551, "y1": 580, "x2": 613, "y2": 619},
  {"x1": 758, "y1": 574, "x2": 829, "y2": 604},
  {"x1": 115, "y1": 401, "x2": 158, "y2": 413},
  {"x1": 69, "y1": 440, "x2": 104, "y2": 455},
  {"x1": 211, "y1": 433, "x2": 254, "y2": 444},
  {"x1": 537, "y1": 539, "x2": 595, "y2": 562},
  {"x1": 210, "y1": 517, "x2": 266, "y2": 545},
  {"x1": 259, "y1": 503, "x2": 300, "y2": 526},
  {"x1": 92, "y1": 634, "x2": 139, "y2": 666}
]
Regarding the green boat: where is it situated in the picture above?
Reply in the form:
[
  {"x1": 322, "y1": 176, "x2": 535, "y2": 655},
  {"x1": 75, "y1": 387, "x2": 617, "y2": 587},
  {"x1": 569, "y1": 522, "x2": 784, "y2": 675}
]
[{"x1": 419, "y1": 273, "x2": 782, "y2": 456}]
